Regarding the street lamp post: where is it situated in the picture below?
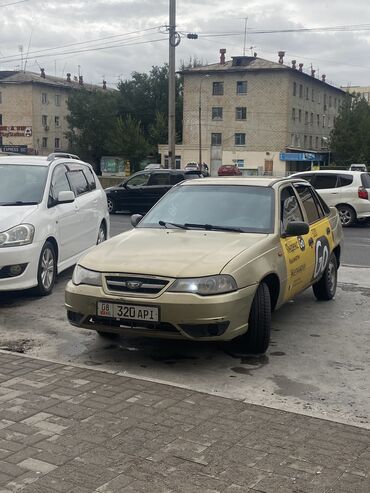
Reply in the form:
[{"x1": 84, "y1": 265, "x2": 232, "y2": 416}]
[{"x1": 198, "y1": 75, "x2": 210, "y2": 171}]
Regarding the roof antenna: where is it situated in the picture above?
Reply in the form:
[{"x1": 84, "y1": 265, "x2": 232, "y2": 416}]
[{"x1": 23, "y1": 24, "x2": 34, "y2": 73}]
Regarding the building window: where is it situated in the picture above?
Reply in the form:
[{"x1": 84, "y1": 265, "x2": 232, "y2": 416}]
[
  {"x1": 292, "y1": 108, "x2": 296, "y2": 121},
  {"x1": 298, "y1": 109, "x2": 302, "y2": 122},
  {"x1": 317, "y1": 114, "x2": 320, "y2": 126},
  {"x1": 327, "y1": 116, "x2": 331, "y2": 127},
  {"x1": 322, "y1": 115, "x2": 326, "y2": 127},
  {"x1": 309, "y1": 135, "x2": 313, "y2": 148},
  {"x1": 164, "y1": 155, "x2": 181, "y2": 169},
  {"x1": 306, "y1": 87, "x2": 309, "y2": 100},
  {"x1": 212, "y1": 82, "x2": 224, "y2": 95},
  {"x1": 212, "y1": 107, "x2": 223, "y2": 120},
  {"x1": 42, "y1": 137, "x2": 48, "y2": 148},
  {"x1": 41, "y1": 93, "x2": 47, "y2": 104},
  {"x1": 233, "y1": 159, "x2": 245, "y2": 168},
  {"x1": 55, "y1": 94, "x2": 61, "y2": 106},
  {"x1": 315, "y1": 136, "x2": 319, "y2": 149},
  {"x1": 305, "y1": 111, "x2": 308, "y2": 125},
  {"x1": 304, "y1": 135, "x2": 307, "y2": 147},
  {"x1": 334, "y1": 98, "x2": 337, "y2": 108},
  {"x1": 291, "y1": 133, "x2": 295, "y2": 146},
  {"x1": 211, "y1": 133, "x2": 222, "y2": 145},
  {"x1": 55, "y1": 138, "x2": 60, "y2": 149},
  {"x1": 293, "y1": 82, "x2": 297, "y2": 96},
  {"x1": 329, "y1": 96, "x2": 332, "y2": 108},
  {"x1": 0, "y1": 114, "x2": 2, "y2": 125},
  {"x1": 42, "y1": 115, "x2": 48, "y2": 126},
  {"x1": 310, "y1": 112, "x2": 313, "y2": 125},
  {"x1": 236, "y1": 81, "x2": 247, "y2": 94},
  {"x1": 312, "y1": 88, "x2": 314, "y2": 102},
  {"x1": 55, "y1": 116, "x2": 60, "y2": 127},
  {"x1": 0, "y1": 92, "x2": 2, "y2": 104},
  {"x1": 299, "y1": 84, "x2": 303, "y2": 98},
  {"x1": 235, "y1": 107, "x2": 247, "y2": 120},
  {"x1": 323, "y1": 94, "x2": 327, "y2": 110},
  {"x1": 235, "y1": 133, "x2": 246, "y2": 146}
]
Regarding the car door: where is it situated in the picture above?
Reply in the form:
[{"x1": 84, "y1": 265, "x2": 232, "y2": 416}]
[
  {"x1": 48, "y1": 164, "x2": 80, "y2": 262},
  {"x1": 294, "y1": 183, "x2": 335, "y2": 286},
  {"x1": 279, "y1": 185, "x2": 314, "y2": 300},
  {"x1": 144, "y1": 172, "x2": 171, "y2": 211},
  {"x1": 122, "y1": 172, "x2": 151, "y2": 212},
  {"x1": 310, "y1": 173, "x2": 339, "y2": 207}
]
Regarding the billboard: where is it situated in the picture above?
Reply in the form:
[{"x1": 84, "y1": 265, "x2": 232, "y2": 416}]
[{"x1": 0, "y1": 126, "x2": 32, "y2": 137}]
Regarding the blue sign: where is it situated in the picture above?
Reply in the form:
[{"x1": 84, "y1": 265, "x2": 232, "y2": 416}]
[{"x1": 280, "y1": 152, "x2": 321, "y2": 162}]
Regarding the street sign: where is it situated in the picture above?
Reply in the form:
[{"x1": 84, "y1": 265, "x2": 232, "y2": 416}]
[
  {"x1": 280, "y1": 152, "x2": 322, "y2": 162},
  {"x1": 0, "y1": 126, "x2": 32, "y2": 137},
  {"x1": 1, "y1": 145, "x2": 28, "y2": 154}
]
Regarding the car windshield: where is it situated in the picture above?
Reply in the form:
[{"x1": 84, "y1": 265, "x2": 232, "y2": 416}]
[
  {"x1": 139, "y1": 184, "x2": 275, "y2": 233},
  {"x1": 0, "y1": 164, "x2": 49, "y2": 205}
]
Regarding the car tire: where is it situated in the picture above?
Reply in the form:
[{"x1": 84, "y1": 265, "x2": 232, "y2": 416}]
[
  {"x1": 96, "y1": 330, "x2": 119, "y2": 339},
  {"x1": 242, "y1": 282, "x2": 271, "y2": 354},
  {"x1": 313, "y1": 252, "x2": 338, "y2": 301},
  {"x1": 97, "y1": 222, "x2": 107, "y2": 245},
  {"x1": 34, "y1": 241, "x2": 57, "y2": 296},
  {"x1": 107, "y1": 197, "x2": 116, "y2": 214},
  {"x1": 337, "y1": 204, "x2": 356, "y2": 227}
]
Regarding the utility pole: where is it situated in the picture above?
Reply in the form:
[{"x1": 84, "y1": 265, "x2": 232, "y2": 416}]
[{"x1": 168, "y1": 0, "x2": 176, "y2": 169}]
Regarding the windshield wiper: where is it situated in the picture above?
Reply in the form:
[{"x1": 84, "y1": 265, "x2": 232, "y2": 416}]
[
  {"x1": 1, "y1": 201, "x2": 38, "y2": 206},
  {"x1": 158, "y1": 220, "x2": 188, "y2": 230},
  {"x1": 184, "y1": 223, "x2": 244, "y2": 233}
]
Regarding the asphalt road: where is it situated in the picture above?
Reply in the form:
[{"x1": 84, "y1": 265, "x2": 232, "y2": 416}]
[{"x1": 0, "y1": 213, "x2": 369, "y2": 429}]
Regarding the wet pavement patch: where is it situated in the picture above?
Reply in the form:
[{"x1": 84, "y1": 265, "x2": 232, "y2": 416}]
[
  {"x1": 0, "y1": 339, "x2": 34, "y2": 354},
  {"x1": 271, "y1": 374, "x2": 318, "y2": 398}
]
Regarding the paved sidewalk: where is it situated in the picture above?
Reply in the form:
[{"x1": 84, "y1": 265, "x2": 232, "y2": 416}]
[{"x1": 0, "y1": 352, "x2": 369, "y2": 493}]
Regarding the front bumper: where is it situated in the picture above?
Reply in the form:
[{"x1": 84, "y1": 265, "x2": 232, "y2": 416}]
[
  {"x1": 65, "y1": 281, "x2": 258, "y2": 341},
  {"x1": 0, "y1": 241, "x2": 42, "y2": 291}
]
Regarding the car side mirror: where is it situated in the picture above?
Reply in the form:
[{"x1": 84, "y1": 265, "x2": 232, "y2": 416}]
[
  {"x1": 131, "y1": 214, "x2": 143, "y2": 227},
  {"x1": 284, "y1": 221, "x2": 309, "y2": 237},
  {"x1": 57, "y1": 191, "x2": 75, "y2": 204}
]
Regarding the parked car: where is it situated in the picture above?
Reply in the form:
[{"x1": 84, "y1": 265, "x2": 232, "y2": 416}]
[
  {"x1": 105, "y1": 169, "x2": 203, "y2": 214},
  {"x1": 218, "y1": 164, "x2": 242, "y2": 176},
  {"x1": 349, "y1": 164, "x2": 367, "y2": 172},
  {"x1": 0, "y1": 155, "x2": 109, "y2": 295},
  {"x1": 66, "y1": 176, "x2": 342, "y2": 354},
  {"x1": 290, "y1": 170, "x2": 370, "y2": 226},
  {"x1": 144, "y1": 163, "x2": 163, "y2": 171}
]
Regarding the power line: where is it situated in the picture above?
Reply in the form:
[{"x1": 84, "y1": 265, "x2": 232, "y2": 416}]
[{"x1": 0, "y1": 0, "x2": 30, "y2": 7}]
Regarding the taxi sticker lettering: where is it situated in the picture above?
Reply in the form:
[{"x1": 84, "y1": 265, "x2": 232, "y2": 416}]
[{"x1": 313, "y1": 236, "x2": 330, "y2": 279}]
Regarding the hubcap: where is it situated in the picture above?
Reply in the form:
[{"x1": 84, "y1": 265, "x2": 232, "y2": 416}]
[
  {"x1": 108, "y1": 200, "x2": 113, "y2": 213},
  {"x1": 327, "y1": 259, "x2": 337, "y2": 295},
  {"x1": 41, "y1": 247, "x2": 54, "y2": 290},
  {"x1": 339, "y1": 208, "x2": 352, "y2": 226},
  {"x1": 97, "y1": 226, "x2": 106, "y2": 244}
]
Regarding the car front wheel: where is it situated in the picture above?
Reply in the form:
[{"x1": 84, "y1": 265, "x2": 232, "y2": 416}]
[
  {"x1": 241, "y1": 282, "x2": 271, "y2": 354},
  {"x1": 313, "y1": 252, "x2": 338, "y2": 301},
  {"x1": 337, "y1": 204, "x2": 356, "y2": 227},
  {"x1": 34, "y1": 241, "x2": 57, "y2": 296}
]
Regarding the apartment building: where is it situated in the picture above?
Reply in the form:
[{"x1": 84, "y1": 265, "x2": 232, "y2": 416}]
[
  {"x1": 159, "y1": 51, "x2": 345, "y2": 176},
  {"x1": 0, "y1": 69, "x2": 108, "y2": 155},
  {"x1": 341, "y1": 85, "x2": 370, "y2": 103}
]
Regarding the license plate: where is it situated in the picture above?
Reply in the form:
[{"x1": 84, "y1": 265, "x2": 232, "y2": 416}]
[{"x1": 97, "y1": 302, "x2": 159, "y2": 322}]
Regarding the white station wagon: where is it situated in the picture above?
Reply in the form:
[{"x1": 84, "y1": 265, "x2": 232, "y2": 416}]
[{"x1": 0, "y1": 154, "x2": 109, "y2": 295}]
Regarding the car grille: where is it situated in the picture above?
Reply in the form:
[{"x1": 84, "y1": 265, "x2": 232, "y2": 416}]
[
  {"x1": 104, "y1": 275, "x2": 169, "y2": 296},
  {"x1": 88, "y1": 316, "x2": 178, "y2": 333}
]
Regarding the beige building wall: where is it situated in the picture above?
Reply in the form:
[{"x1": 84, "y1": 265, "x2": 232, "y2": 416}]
[{"x1": 0, "y1": 84, "x2": 33, "y2": 148}]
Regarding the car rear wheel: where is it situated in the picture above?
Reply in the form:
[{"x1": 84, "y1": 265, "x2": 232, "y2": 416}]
[
  {"x1": 97, "y1": 222, "x2": 107, "y2": 245},
  {"x1": 313, "y1": 252, "x2": 338, "y2": 301},
  {"x1": 107, "y1": 197, "x2": 116, "y2": 214},
  {"x1": 242, "y1": 282, "x2": 271, "y2": 354},
  {"x1": 337, "y1": 204, "x2": 356, "y2": 227},
  {"x1": 34, "y1": 241, "x2": 57, "y2": 296}
]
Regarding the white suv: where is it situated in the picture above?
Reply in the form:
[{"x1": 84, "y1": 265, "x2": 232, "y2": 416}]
[
  {"x1": 0, "y1": 155, "x2": 109, "y2": 295},
  {"x1": 290, "y1": 170, "x2": 370, "y2": 227}
]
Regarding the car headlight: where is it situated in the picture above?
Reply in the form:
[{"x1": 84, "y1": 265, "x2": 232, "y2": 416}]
[
  {"x1": 168, "y1": 275, "x2": 237, "y2": 296},
  {"x1": 72, "y1": 265, "x2": 102, "y2": 286},
  {"x1": 0, "y1": 224, "x2": 35, "y2": 248}
]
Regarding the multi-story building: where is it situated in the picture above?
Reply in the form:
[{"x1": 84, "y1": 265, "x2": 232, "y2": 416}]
[
  {"x1": 0, "y1": 69, "x2": 108, "y2": 155},
  {"x1": 341, "y1": 85, "x2": 370, "y2": 103},
  {"x1": 159, "y1": 51, "x2": 346, "y2": 176}
]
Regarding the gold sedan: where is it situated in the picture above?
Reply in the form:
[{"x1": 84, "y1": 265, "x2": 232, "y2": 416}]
[{"x1": 65, "y1": 177, "x2": 342, "y2": 354}]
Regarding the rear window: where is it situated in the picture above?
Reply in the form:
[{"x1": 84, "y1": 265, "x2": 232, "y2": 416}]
[
  {"x1": 312, "y1": 174, "x2": 338, "y2": 189},
  {"x1": 338, "y1": 175, "x2": 354, "y2": 187},
  {"x1": 293, "y1": 173, "x2": 314, "y2": 183},
  {"x1": 361, "y1": 173, "x2": 370, "y2": 188}
]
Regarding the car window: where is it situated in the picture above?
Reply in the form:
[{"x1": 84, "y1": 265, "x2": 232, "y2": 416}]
[
  {"x1": 49, "y1": 164, "x2": 70, "y2": 202},
  {"x1": 148, "y1": 172, "x2": 170, "y2": 186},
  {"x1": 312, "y1": 174, "x2": 338, "y2": 189},
  {"x1": 67, "y1": 170, "x2": 89, "y2": 196},
  {"x1": 361, "y1": 173, "x2": 370, "y2": 188},
  {"x1": 170, "y1": 173, "x2": 185, "y2": 185},
  {"x1": 295, "y1": 184, "x2": 322, "y2": 224},
  {"x1": 126, "y1": 173, "x2": 150, "y2": 187},
  {"x1": 280, "y1": 186, "x2": 304, "y2": 231},
  {"x1": 83, "y1": 165, "x2": 96, "y2": 190},
  {"x1": 311, "y1": 187, "x2": 330, "y2": 215},
  {"x1": 338, "y1": 175, "x2": 354, "y2": 187},
  {"x1": 293, "y1": 173, "x2": 314, "y2": 183}
]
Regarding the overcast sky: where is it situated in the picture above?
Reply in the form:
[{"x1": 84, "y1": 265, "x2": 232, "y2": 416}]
[{"x1": 0, "y1": 0, "x2": 369, "y2": 88}]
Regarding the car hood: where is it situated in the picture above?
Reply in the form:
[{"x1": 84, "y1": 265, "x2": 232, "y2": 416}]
[
  {"x1": 0, "y1": 205, "x2": 38, "y2": 232},
  {"x1": 79, "y1": 228, "x2": 268, "y2": 278}
]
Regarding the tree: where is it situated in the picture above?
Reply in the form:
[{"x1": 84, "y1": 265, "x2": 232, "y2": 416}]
[
  {"x1": 331, "y1": 93, "x2": 370, "y2": 166},
  {"x1": 66, "y1": 89, "x2": 118, "y2": 170},
  {"x1": 110, "y1": 116, "x2": 150, "y2": 172}
]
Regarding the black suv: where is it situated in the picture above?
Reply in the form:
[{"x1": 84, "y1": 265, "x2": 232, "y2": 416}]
[{"x1": 105, "y1": 169, "x2": 203, "y2": 214}]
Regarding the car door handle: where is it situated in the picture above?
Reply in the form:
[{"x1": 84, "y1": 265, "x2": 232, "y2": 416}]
[
  {"x1": 308, "y1": 237, "x2": 314, "y2": 247},
  {"x1": 326, "y1": 227, "x2": 331, "y2": 235}
]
